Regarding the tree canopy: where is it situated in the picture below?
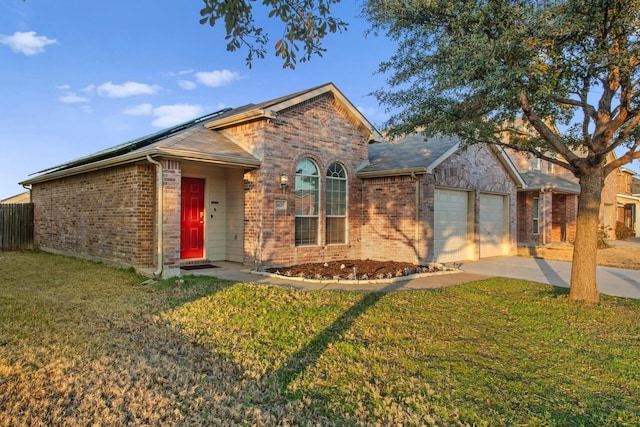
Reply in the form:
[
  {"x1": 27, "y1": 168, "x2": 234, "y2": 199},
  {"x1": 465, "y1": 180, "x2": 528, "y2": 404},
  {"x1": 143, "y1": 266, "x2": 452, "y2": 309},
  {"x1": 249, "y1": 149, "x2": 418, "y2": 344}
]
[
  {"x1": 200, "y1": 0, "x2": 348, "y2": 68},
  {"x1": 201, "y1": 0, "x2": 640, "y2": 302},
  {"x1": 367, "y1": 0, "x2": 640, "y2": 177}
]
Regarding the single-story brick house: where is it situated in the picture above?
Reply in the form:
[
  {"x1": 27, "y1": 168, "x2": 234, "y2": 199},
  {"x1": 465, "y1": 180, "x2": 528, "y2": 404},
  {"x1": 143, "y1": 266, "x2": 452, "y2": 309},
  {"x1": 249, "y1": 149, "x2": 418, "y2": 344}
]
[{"x1": 21, "y1": 83, "x2": 523, "y2": 278}]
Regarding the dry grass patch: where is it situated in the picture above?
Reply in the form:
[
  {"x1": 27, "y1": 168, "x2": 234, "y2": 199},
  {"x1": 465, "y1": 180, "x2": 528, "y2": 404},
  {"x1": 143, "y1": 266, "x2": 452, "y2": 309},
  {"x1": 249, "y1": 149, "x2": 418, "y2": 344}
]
[
  {"x1": 1, "y1": 251, "x2": 640, "y2": 426},
  {"x1": 518, "y1": 242, "x2": 640, "y2": 270}
]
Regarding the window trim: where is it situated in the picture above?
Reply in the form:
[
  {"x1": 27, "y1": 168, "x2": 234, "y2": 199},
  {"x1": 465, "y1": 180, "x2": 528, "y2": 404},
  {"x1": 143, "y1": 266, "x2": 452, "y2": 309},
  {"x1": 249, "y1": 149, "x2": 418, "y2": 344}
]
[
  {"x1": 294, "y1": 158, "x2": 320, "y2": 246},
  {"x1": 533, "y1": 158, "x2": 541, "y2": 170},
  {"x1": 532, "y1": 197, "x2": 540, "y2": 235},
  {"x1": 325, "y1": 162, "x2": 348, "y2": 245}
]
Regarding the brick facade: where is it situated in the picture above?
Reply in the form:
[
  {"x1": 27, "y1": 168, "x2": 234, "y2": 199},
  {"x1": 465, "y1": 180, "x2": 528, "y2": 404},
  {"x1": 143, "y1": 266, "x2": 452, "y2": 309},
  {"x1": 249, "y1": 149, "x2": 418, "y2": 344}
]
[
  {"x1": 161, "y1": 160, "x2": 182, "y2": 276},
  {"x1": 31, "y1": 162, "x2": 156, "y2": 267},
  {"x1": 26, "y1": 85, "x2": 526, "y2": 276},
  {"x1": 433, "y1": 144, "x2": 518, "y2": 259},
  {"x1": 507, "y1": 149, "x2": 621, "y2": 244},
  {"x1": 361, "y1": 175, "x2": 422, "y2": 263},
  {"x1": 361, "y1": 144, "x2": 518, "y2": 264},
  {"x1": 230, "y1": 93, "x2": 369, "y2": 268}
]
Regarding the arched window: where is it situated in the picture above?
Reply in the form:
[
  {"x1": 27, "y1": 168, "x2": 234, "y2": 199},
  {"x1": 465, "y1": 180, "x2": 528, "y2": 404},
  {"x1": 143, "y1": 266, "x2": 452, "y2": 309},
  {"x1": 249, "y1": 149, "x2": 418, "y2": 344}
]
[
  {"x1": 326, "y1": 162, "x2": 347, "y2": 244},
  {"x1": 295, "y1": 158, "x2": 319, "y2": 245}
]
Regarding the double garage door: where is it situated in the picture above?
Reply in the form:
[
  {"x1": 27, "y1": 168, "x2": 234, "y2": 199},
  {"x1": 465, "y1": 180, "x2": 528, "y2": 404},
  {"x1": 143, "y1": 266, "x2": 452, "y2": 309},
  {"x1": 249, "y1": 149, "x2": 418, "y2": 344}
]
[{"x1": 434, "y1": 189, "x2": 507, "y2": 263}]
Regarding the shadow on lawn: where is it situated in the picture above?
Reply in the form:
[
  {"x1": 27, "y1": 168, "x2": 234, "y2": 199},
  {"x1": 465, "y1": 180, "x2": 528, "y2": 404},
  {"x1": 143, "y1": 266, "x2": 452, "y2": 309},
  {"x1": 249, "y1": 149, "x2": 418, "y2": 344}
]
[{"x1": 272, "y1": 284, "x2": 396, "y2": 393}]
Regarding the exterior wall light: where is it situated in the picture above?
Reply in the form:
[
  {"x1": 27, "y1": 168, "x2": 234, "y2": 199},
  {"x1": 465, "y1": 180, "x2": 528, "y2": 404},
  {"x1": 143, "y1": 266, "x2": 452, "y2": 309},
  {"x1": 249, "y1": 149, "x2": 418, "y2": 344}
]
[{"x1": 280, "y1": 174, "x2": 289, "y2": 190}]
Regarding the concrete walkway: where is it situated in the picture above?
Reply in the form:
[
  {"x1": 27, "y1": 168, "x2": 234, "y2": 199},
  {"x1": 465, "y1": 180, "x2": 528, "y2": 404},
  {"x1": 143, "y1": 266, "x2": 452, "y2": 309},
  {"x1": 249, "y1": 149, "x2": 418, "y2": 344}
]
[
  {"x1": 192, "y1": 261, "x2": 490, "y2": 292},
  {"x1": 188, "y1": 238, "x2": 640, "y2": 299},
  {"x1": 188, "y1": 247, "x2": 640, "y2": 300}
]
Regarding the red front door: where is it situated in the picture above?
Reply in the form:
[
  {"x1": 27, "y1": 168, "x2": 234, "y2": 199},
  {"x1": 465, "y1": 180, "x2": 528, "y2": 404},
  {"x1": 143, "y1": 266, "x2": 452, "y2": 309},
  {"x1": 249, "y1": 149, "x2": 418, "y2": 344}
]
[{"x1": 181, "y1": 177, "x2": 205, "y2": 259}]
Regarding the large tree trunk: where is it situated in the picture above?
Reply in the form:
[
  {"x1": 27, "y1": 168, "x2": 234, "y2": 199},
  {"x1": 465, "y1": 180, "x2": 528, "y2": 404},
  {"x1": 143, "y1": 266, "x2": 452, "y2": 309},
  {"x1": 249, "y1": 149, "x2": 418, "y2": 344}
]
[{"x1": 569, "y1": 170, "x2": 604, "y2": 303}]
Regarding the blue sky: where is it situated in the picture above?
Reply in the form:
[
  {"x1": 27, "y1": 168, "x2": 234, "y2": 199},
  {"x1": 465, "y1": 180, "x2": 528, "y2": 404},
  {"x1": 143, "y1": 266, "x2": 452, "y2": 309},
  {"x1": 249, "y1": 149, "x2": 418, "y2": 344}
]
[
  {"x1": 0, "y1": 0, "x2": 394, "y2": 199},
  {"x1": 1, "y1": 1, "x2": 639, "y2": 199}
]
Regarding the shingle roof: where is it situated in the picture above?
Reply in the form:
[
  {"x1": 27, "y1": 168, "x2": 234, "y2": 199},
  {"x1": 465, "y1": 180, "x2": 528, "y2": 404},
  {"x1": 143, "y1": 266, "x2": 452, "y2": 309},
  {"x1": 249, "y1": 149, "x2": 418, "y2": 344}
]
[
  {"x1": 357, "y1": 133, "x2": 460, "y2": 176},
  {"x1": 519, "y1": 170, "x2": 580, "y2": 194},
  {"x1": 30, "y1": 108, "x2": 242, "y2": 176}
]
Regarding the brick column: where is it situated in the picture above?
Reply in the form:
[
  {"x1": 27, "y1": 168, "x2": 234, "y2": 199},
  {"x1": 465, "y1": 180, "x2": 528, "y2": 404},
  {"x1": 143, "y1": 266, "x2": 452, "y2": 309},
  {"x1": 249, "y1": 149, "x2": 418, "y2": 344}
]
[{"x1": 162, "y1": 159, "x2": 181, "y2": 277}]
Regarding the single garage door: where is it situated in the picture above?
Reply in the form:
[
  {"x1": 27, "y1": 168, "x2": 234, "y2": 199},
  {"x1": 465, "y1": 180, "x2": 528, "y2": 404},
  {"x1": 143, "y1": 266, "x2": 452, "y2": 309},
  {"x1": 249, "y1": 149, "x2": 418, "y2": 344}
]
[
  {"x1": 479, "y1": 193, "x2": 506, "y2": 258},
  {"x1": 434, "y1": 189, "x2": 470, "y2": 263}
]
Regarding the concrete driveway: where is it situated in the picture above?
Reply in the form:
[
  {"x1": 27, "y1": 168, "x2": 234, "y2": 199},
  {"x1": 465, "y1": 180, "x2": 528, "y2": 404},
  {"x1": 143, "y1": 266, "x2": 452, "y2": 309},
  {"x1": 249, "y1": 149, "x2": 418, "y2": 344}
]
[{"x1": 460, "y1": 256, "x2": 640, "y2": 299}]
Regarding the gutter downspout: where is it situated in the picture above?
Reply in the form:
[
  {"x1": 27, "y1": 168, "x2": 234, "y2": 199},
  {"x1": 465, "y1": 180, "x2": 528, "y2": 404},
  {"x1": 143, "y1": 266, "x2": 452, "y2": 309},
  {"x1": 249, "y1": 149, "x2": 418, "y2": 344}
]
[
  {"x1": 146, "y1": 155, "x2": 163, "y2": 277},
  {"x1": 21, "y1": 184, "x2": 32, "y2": 203},
  {"x1": 411, "y1": 172, "x2": 420, "y2": 263}
]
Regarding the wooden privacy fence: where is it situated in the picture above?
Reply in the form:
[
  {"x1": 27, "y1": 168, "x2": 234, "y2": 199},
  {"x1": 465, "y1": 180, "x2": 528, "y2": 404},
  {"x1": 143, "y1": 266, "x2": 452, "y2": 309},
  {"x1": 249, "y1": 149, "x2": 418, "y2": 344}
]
[{"x1": 0, "y1": 203, "x2": 34, "y2": 251}]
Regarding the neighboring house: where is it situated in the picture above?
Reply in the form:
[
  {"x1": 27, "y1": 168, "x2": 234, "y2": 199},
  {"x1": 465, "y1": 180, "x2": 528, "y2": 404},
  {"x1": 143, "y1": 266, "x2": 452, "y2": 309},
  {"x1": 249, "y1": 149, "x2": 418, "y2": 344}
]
[
  {"x1": 1, "y1": 191, "x2": 30, "y2": 204},
  {"x1": 617, "y1": 168, "x2": 639, "y2": 237},
  {"x1": 21, "y1": 83, "x2": 521, "y2": 278},
  {"x1": 507, "y1": 150, "x2": 618, "y2": 244},
  {"x1": 633, "y1": 176, "x2": 640, "y2": 195}
]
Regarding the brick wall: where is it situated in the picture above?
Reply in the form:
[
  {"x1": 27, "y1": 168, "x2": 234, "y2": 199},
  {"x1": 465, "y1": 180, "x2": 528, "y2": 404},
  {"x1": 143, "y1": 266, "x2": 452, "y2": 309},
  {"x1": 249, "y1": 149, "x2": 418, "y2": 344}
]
[
  {"x1": 225, "y1": 93, "x2": 370, "y2": 268},
  {"x1": 32, "y1": 162, "x2": 156, "y2": 267},
  {"x1": 435, "y1": 144, "x2": 519, "y2": 258},
  {"x1": 161, "y1": 160, "x2": 181, "y2": 276},
  {"x1": 362, "y1": 144, "x2": 519, "y2": 264},
  {"x1": 361, "y1": 175, "x2": 423, "y2": 263}
]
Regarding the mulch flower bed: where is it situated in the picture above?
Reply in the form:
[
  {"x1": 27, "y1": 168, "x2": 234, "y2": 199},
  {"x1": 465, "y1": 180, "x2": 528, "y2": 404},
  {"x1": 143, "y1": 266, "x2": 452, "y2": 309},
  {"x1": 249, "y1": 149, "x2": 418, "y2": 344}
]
[{"x1": 267, "y1": 259, "x2": 445, "y2": 281}]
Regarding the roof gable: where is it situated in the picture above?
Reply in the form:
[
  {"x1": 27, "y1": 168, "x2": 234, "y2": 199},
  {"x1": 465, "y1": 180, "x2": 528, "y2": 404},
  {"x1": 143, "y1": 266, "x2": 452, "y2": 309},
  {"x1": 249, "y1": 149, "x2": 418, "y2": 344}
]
[
  {"x1": 357, "y1": 133, "x2": 460, "y2": 177},
  {"x1": 204, "y1": 83, "x2": 384, "y2": 143}
]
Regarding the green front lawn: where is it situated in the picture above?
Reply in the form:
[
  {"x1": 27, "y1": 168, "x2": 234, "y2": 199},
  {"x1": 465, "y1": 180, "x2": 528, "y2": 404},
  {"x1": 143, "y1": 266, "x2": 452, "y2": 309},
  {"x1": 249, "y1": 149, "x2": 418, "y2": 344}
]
[{"x1": 1, "y1": 251, "x2": 638, "y2": 425}]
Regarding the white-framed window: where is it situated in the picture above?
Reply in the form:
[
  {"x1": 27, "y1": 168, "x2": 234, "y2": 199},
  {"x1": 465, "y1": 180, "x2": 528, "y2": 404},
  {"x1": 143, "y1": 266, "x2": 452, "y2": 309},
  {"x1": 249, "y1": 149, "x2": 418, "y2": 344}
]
[
  {"x1": 533, "y1": 197, "x2": 540, "y2": 235},
  {"x1": 533, "y1": 157, "x2": 541, "y2": 170},
  {"x1": 325, "y1": 162, "x2": 347, "y2": 244},
  {"x1": 295, "y1": 158, "x2": 319, "y2": 245}
]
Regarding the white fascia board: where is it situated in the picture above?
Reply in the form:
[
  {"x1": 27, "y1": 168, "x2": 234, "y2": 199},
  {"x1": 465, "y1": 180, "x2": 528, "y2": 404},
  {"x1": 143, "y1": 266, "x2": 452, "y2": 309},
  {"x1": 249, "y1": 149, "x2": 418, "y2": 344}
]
[
  {"x1": 20, "y1": 147, "x2": 260, "y2": 186},
  {"x1": 357, "y1": 167, "x2": 427, "y2": 178},
  {"x1": 425, "y1": 142, "x2": 461, "y2": 173},
  {"x1": 491, "y1": 145, "x2": 526, "y2": 189}
]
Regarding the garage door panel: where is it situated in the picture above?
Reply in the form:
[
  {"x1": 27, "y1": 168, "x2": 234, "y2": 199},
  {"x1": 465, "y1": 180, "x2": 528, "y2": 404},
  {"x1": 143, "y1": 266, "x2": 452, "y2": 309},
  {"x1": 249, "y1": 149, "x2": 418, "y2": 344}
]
[
  {"x1": 479, "y1": 193, "x2": 506, "y2": 258},
  {"x1": 434, "y1": 189, "x2": 470, "y2": 263}
]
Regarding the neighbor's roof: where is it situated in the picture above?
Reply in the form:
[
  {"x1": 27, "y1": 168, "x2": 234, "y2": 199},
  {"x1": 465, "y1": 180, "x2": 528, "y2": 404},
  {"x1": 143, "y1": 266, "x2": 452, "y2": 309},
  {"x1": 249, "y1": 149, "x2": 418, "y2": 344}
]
[
  {"x1": 357, "y1": 133, "x2": 461, "y2": 177},
  {"x1": 1, "y1": 191, "x2": 30, "y2": 204},
  {"x1": 519, "y1": 170, "x2": 580, "y2": 194}
]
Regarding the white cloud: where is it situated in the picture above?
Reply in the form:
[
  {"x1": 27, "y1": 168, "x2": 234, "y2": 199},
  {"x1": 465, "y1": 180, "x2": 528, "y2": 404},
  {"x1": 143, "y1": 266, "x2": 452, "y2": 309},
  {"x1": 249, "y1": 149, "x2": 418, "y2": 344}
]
[
  {"x1": 0, "y1": 31, "x2": 58, "y2": 55},
  {"x1": 195, "y1": 69, "x2": 240, "y2": 87},
  {"x1": 56, "y1": 84, "x2": 71, "y2": 90},
  {"x1": 178, "y1": 80, "x2": 197, "y2": 90},
  {"x1": 151, "y1": 104, "x2": 204, "y2": 128},
  {"x1": 123, "y1": 103, "x2": 153, "y2": 116},
  {"x1": 82, "y1": 84, "x2": 96, "y2": 94},
  {"x1": 96, "y1": 81, "x2": 160, "y2": 98},
  {"x1": 58, "y1": 92, "x2": 89, "y2": 104}
]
